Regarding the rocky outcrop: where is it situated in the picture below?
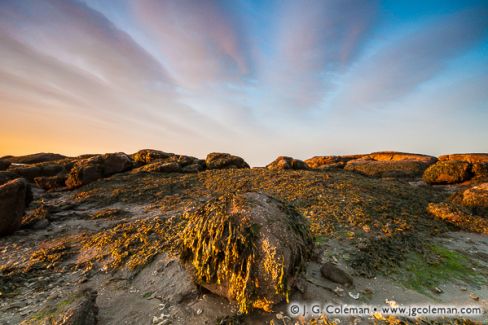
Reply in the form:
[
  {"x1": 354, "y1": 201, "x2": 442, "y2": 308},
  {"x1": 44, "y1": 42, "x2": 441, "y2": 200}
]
[
  {"x1": 180, "y1": 192, "x2": 312, "y2": 313},
  {"x1": 1, "y1": 153, "x2": 66, "y2": 164},
  {"x1": 423, "y1": 161, "x2": 471, "y2": 184},
  {"x1": 66, "y1": 153, "x2": 132, "y2": 189},
  {"x1": 0, "y1": 178, "x2": 29, "y2": 236},
  {"x1": 266, "y1": 156, "x2": 308, "y2": 170},
  {"x1": 345, "y1": 160, "x2": 429, "y2": 178},
  {"x1": 439, "y1": 153, "x2": 488, "y2": 164},
  {"x1": 341, "y1": 152, "x2": 436, "y2": 178},
  {"x1": 366, "y1": 151, "x2": 437, "y2": 164},
  {"x1": 305, "y1": 155, "x2": 364, "y2": 169},
  {"x1": 20, "y1": 288, "x2": 98, "y2": 325},
  {"x1": 205, "y1": 152, "x2": 250, "y2": 169}
]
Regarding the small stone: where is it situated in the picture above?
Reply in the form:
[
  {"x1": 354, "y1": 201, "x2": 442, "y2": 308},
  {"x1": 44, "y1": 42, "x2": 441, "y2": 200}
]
[
  {"x1": 348, "y1": 292, "x2": 360, "y2": 300},
  {"x1": 196, "y1": 308, "x2": 203, "y2": 315},
  {"x1": 276, "y1": 312, "x2": 284, "y2": 320},
  {"x1": 432, "y1": 287, "x2": 443, "y2": 294},
  {"x1": 470, "y1": 293, "x2": 480, "y2": 301}
]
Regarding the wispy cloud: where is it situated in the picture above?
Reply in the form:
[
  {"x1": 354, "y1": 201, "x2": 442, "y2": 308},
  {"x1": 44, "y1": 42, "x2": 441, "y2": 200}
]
[{"x1": 331, "y1": 7, "x2": 488, "y2": 110}]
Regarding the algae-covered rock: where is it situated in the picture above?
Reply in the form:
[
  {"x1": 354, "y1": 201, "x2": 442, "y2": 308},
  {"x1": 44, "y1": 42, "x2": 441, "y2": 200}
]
[
  {"x1": 21, "y1": 288, "x2": 98, "y2": 325},
  {"x1": 66, "y1": 153, "x2": 132, "y2": 189},
  {"x1": 179, "y1": 192, "x2": 312, "y2": 313},
  {"x1": 266, "y1": 156, "x2": 308, "y2": 170},
  {"x1": 423, "y1": 161, "x2": 471, "y2": 184},
  {"x1": 205, "y1": 152, "x2": 250, "y2": 169},
  {"x1": 472, "y1": 163, "x2": 488, "y2": 180},
  {"x1": 427, "y1": 202, "x2": 488, "y2": 234},
  {"x1": 344, "y1": 159, "x2": 428, "y2": 178},
  {"x1": 461, "y1": 183, "x2": 488, "y2": 216}
]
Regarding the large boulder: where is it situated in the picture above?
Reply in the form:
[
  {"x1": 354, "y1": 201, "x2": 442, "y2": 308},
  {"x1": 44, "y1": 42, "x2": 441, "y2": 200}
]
[
  {"x1": 205, "y1": 152, "x2": 250, "y2": 169},
  {"x1": 305, "y1": 155, "x2": 364, "y2": 169},
  {"x1": 0, "y1": 152, "x2": 66, "y2": 164},
  {"x1": 131, "y1": 149, "x2": 174, "y2": 165},
  {"x1": 0, "y1": 178, "x2": 29, "y2": 236},
  {"x1": 0, "y1": 160, "x2": 10, "y2": 171},
  {"x1": 266, "y1": 156, "x2": 308, "y2": 170},
  {"x1": 66, "y1": 153, "x2": 132, "y2": 189},
  {"x1": 180, "y1": 192, "x2": 312, "y2": 313},
  {"x1": 345, "y1": 159, "x2": 428, "y2": 178},
  {"x1": 423, "y1": 161, "x2": 471, "y2": 184},
  {"x1": 439, "y1": 153, "x2": 488, "y2": 164}
]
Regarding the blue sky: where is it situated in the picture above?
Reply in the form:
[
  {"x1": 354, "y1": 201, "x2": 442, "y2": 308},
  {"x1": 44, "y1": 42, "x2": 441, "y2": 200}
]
[{"x1": 0, "y1": 0, "x2": 487, "y2": 165}]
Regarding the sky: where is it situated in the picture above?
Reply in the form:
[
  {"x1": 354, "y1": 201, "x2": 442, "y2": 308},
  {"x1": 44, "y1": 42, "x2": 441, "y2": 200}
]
[{"x1": 0, "y1": 0, "x2": 487, "y2": 166}]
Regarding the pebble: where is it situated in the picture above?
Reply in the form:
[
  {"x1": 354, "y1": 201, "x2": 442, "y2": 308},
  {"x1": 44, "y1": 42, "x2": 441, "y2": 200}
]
[{"x1": 432, "y1": 287, "x2": 443, "y2": 294}]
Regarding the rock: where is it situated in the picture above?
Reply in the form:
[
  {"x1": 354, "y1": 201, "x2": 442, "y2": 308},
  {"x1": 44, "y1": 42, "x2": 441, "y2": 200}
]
[
  {"x1": 266, "y1": 156, "x2": 308, "y2": 170},
  {"x1": 205, "y1": 152, "x2": 250, "y2": 169},
  {"x1": 423, "y1": 161, "x2": 471, "y2": 184},
  {"x1": 427, "y1": 202, "x2": 488, "y2": 234},
  {"x1": 180, "y1": 192, "x2": 312, "y2": 313},
  {"x1": 472, "y1": 163, "x2": 488, "y2": 180},
  {"x1": 20, "y1": 288, "x2": 98, "y2": 325},
  {"x1": 366, "y1": 151, "x2": 437, "y2": 164},
  {"x1": 65, "y1": 153, "x2": 132, "y2": 189},
  {"x1": 439, "y1": 153, "x2": 488, "y2": 164},
  {"x1": 461, "y1": 183, "x2": 488, "y2": 216},
  {"x1": 167, "y1": 155, "x2": 203, "y2": 168},
  {"x1": 101, "y1": 152, "x2": 133, "y2": 175},
  {"x1": 0, "y1": 178, "x2": 28, "y2": 236},
  {"x1": 138, "y1": 162, "x2": 182, "y2": 173},
  {"x1": 320, "y1": 262, "x2": 354, "y2": 287},
  {"x1": 131, "y1": 149, "x2": 174, "y2": 164},
  {"x1": 305, "y1": 155, "x2": 364, "y2": 169},
  {"x1": 35, "y1": 174, "x2": 67, "y2": 190},
  {"x1": 344, "y1": 159, "x2": 428, "y2": 178},
  {"x1": 8, "y1": 161, "x2": 67, "y2": 182},
  {"x1": 182, "y1": 163, "x2": 205, "y2": 173},
  {"x1": 0, "y1": 160, "x2": 10, "y2": 171},
  {"x1": 0, "y1": 152, "x2": 66, "y2": 164}
]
